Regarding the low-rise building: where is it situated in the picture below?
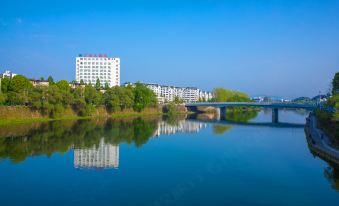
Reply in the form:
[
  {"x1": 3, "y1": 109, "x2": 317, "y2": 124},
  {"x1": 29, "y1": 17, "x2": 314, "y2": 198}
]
[
  {"x1": 1, "y1": 70, "x2": 17, "y2": 78},
  {"x1": 30, "y1": 79, "x2": 49, "y2": 87},
  {"x1": 124, "y1": 82, "x2": 213, "y2": 103}
]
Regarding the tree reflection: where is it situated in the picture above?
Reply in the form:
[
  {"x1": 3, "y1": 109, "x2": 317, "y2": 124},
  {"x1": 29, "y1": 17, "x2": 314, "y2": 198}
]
[
  {"x1": 213, "y1": 125, "x2": 232, "y2": 135},
  {"x1": 225, "y1": 110, "x2": 259, "y2": 123},
  {"x1": 0, "y1": 117, "x2": 158, "y2": 163},
  {"x1": 324, "y1": 163, "x2": 339, "y2": 191}
]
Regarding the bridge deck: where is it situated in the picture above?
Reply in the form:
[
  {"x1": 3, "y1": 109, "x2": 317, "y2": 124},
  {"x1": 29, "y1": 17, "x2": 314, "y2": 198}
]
[{"x1": 185, "y1": 102, "x2": 317, "y2": 110}]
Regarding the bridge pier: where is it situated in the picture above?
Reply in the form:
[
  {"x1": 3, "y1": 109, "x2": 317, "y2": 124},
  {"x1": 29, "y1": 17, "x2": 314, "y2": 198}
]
[
  {"x1": 216, "y1": 107, "x2": 227, "y2": 120},
  {"x1": 216, "y1": 108, "x2": 221, "y2": 120},
  {"x1": 220, "y1": 107, "x2": 227, "y2": 120},
  {"x1": 272, "y1": 108, "x2": 279, "y2": 123}
]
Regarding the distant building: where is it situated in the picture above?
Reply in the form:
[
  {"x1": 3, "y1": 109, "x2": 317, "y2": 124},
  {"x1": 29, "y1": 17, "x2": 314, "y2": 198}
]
[
  {"x1": 74, "y1": 138, "x2": 119, "y2": 170},
  {"x1": 312, "y1": 95, "x2": 328, "y2": 103},
  {"x1": 75, "y1": 54, "x2": 120, "y2": 88},
  {"x1": 69, "y1": 82, "x2": 84, "y2": 89},
  {"x1": 1, "y1": 70, "x2": 17, "y2": 78},
  {"x1": 30, "y1": 79, "x2": 49, "y2": 87},
  {"x1": 124, "y1": 82, "x2": 213, "y2": 103}
]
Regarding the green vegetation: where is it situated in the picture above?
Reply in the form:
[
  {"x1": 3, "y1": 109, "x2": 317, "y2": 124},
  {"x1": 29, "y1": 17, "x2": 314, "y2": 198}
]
[
  {"x1": 315, "y1": 72, "x2": 339, "y2": 144},
  {"x1": 165, "y1": 102, "x2": 179, "y2": 116},
  {"x1": 212, "y1": 88, "x2": 251, "y2": 102},
  {"x1": 0, "y1": 75, "x2": 158, "y2": 118},
  {"x1": 332, "y1": 72, "x2": 339, "y2": 94}
]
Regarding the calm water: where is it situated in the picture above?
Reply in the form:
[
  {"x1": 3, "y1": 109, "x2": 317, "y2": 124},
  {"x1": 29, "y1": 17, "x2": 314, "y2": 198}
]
[{"x1": 1, "y1": 110, "x2": 339, "y2": 206}]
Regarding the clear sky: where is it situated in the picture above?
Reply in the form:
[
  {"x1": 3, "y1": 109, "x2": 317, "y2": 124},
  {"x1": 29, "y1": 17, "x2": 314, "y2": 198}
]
[{"x1": 0, "y1": 0, "x2": 338, "y2": 98}]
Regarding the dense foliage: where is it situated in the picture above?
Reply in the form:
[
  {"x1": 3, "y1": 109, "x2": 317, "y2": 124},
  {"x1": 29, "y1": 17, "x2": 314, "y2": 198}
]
[
  {"x1": 212, "y1": 88, "x2": 251, "y2": 102},
  {"x1": 332, "y1": 72, "x2": 339, "y2": 94},
  {"x1": 0, "y1": 75, "x2": 158, "y2": 117},
  {"x1": 315, "y1": 72, "x2": 339, "y2": 142}
]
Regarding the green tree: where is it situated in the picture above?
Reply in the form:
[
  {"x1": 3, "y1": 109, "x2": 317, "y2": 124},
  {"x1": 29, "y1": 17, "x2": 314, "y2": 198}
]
[
  {"x1": 40, "y1": 77, "x2": 45, "y2": 81},
  {"x1": 165, "y1": 102, "x2": 178, "y2": 116},
  {"x1": 133, "y1": 83, "x2": 157, "y2": 112},
  {"x1": 212, "y1": 88, "x2": 250, "y2": 102},
  {"x1": 84, "y1": 85, "x2": 102, "y2": 106},
  {"x1": 120, "y1": 86, "x2": 134, "y2": 110},
  {"x1": 104, "y1": 82, "x2": 110, "y2": 90},
  {"x1": 1, "y1": 77, "x2": 11, "y2": 93},
  {"x1": 29, "y1": 85, "x2": 64, "y2": 117},
  {"x1": 332, "y1": 72, "x2": 339, "y2": 94},
  {"x1": 174, "y1": 96, "x2": 184, "y2": 104},
  {"x1": 80, "y1": 79, "x2": 85, "y2": 85},
  {"x1": 47, "y1": 75, "x2": 54, "y2": 85},
  {"x1": 9, "y1": 75, "x2": 32, "y2": 92},
  {"x1": 95, "y1": 78, "x2": 101, "y2": 90},
  {"x1": 103, "y1": 87, "x2": 120, "y2": 112},
  {"x1": 56, "y1": 80, "x2": 70, "y2": 91},
  {"x1": 0, "y1": 93, "x2": 7, "y2": 105}
]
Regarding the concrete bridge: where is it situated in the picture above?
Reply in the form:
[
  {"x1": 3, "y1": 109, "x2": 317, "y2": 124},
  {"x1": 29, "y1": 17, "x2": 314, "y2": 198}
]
[{"x1": 185, "y1": 102, "x2": 317, "y2": 123}]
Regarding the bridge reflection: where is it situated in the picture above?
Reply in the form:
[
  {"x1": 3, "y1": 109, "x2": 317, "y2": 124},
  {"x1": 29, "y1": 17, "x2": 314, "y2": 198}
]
[{"x1": 188, "y1": 118, "x2": 305, "y2": 128}]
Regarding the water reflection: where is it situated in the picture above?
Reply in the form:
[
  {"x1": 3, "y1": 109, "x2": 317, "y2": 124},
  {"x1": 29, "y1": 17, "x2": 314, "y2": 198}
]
[
  {"x1": 0, "y1": 118, "x2": 159, "y2": 163},
  {"x1": 0, "y1": 112, "x2": 338, "y2": 193},
  {"x1": 325, "y1": 163, "x2": 339, "y2": 191},
  {"x1": 0, "y1": 116, "x2": 210, "y2": 165},
  {"x1": 154, "y1": 120, "x2": 207, "y2": 136},
  {"x1": 74, "y1": 139, "x2": 119, "y2": 170}
]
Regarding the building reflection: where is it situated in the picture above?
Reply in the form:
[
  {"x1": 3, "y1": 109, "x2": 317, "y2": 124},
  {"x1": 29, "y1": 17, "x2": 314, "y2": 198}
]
[
  {"x1": 74, "y1": 138, "x2": 119, "y2": 170},
  {"x1": 153, "y1": 120, "x2": 208, "y2": 136}
]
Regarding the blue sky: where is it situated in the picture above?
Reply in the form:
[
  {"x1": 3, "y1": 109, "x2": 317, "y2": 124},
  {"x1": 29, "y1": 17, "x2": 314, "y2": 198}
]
[{"x1": 0, "y1": 0, "x2": 338, "y2": 98}]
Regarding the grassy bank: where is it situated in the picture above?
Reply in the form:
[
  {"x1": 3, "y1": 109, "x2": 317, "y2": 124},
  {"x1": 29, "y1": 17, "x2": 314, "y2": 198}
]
[
  {"x1": 0, "y1": 116, "x2": 94, "y2": 126},
  {"x1": 0, "y1": 106, "x2": 159, "y2": 126},
  {"x1": 0, "y1": 105, "x2": 191, "y2": 126}
]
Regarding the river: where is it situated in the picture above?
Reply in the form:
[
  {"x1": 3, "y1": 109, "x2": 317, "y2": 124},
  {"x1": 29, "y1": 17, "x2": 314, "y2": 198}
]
[{"x1": 0, "y1": 109, "x2": 338, "y2": 206}]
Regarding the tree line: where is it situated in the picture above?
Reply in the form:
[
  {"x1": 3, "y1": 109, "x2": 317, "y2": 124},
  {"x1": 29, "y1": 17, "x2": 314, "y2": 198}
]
[{"x1": 0, "y1": 75, "x2": 157, "y2": 117}]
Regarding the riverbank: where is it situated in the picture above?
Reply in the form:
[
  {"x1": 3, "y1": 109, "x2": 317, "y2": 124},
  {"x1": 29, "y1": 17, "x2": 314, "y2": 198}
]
[
  {"x1": 0, "y1": 105, "x2": 190, "y2": 126},
  {"x1": 305, "y1": 113, "x2": 339, "y2": 165}
]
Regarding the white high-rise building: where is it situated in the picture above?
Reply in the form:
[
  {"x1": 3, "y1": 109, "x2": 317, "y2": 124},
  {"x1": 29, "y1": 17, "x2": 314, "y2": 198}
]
[{"x1": 75, "y1": 54, "x2": 120, "y2": 87}]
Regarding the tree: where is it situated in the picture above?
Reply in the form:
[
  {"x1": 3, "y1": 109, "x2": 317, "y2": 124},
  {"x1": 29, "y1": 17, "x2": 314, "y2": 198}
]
[
  {"x1": 40, "y1": 77, "x2": 45, "y2": 81},
  {"x1": 95, "y1": 78, "x2": 101, "y2": 90},
  {"x1": 104, "y1": 82, "x2": 110, "y2": 90},
  {"x1": 1, "y1": 77, "x2": 10, "y2": 93},
  {"x1": 120, "y1": 86, "x2": 134, "y2": 109},
  {"x1": 212, "y1": 88, "x2": 250, "y2": 102},
  {"x1": 103, "y1": 87, "x2": 120, "y2": 112},
  {"x1": 0, "y1": 93, "x2": 7, "y2": 105},
  {"x1": 47, "y1": 75, "x2": 54, "y2": 85},
  {"x1": 80, "y1": 79, "x2": 85, "y2": 85},
  {"x1": 332, "y1": 72, "x2": 339, "y2": 94},
  {"x1": 9, "y1": 75, "x2": 32, "y2": 92},
  {"x1": 56, "y1": 80, "x2": 70, "y2": 91},
  {"x1": 133, "y1": 83, "x2": 157, "y2": 112},
  {"x1": 174, "y1": 96, "x2": 184, "y2": 104},
  {"x1": 84, "y1": 85, "x2": 102, "y2": 106}
]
